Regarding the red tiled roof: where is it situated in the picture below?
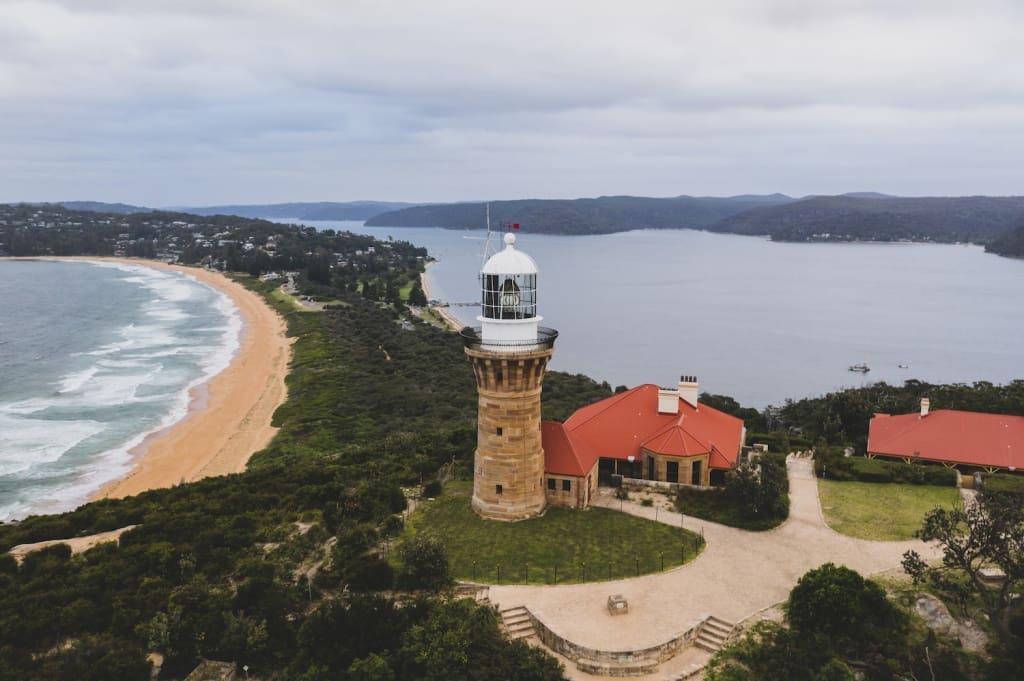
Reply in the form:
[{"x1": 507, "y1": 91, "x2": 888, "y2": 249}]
[
  {"x1": 868, "y1": 409, "x2": 1024, "y2": 470},
  {"x1": 543, "y1": 384, "x2": 745, "y2": 476},
  {"x1": 542, "y1": 421, "x2": 593, "y2": 477}
]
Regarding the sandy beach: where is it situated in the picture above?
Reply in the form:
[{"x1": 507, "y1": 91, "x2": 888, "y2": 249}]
[
  {"x1": 421, "y1": 263, "x2": 464, "y2": 331},
  {"x1": 66, "y1": 258, "x2": 295, "y2": 499}
]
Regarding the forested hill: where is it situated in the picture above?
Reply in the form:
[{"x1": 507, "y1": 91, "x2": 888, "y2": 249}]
[
  {"x1": 710, "y1": 195, "x2": 1024, "y2": 243},
  {"x1": 366, "y1": 194, "x2": 1024, "y2": 244},
  {"x1": 179, "y1": 201, "x2": 418, "y2": 221},
  {"x1": 364, "y1": 194, "x2": 795, "y2": 234},
  {"x1": 986, "y1": 222, "x2": 1024, "y2": 257}
]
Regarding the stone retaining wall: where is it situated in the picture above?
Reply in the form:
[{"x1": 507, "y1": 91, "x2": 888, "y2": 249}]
[{"x1": 527, "y1": 607, "x2": 702, "y2": 675}]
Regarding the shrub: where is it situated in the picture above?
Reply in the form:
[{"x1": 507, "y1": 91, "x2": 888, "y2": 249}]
[
  {"x1": 423, "y1": 480, "x2": 443, "y2": 498},
  {"x1": 982, "y1": 473, "x2": 1024, "y2": 495},
  {"x1": 816, "y1": 453, "x2": 956, "y2": 487},
  {"x1": 640, "y1": 498, "x2": 654, "y2": 507},
  {"x1": 397, "y1": 536, "x2": 450, "y2": 591}
]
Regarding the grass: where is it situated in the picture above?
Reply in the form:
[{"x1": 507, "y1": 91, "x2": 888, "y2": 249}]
[
  {"x1": 269, "y1": 286, "x2": 314, "y2": 312},
  {"x1": 402, "y1": 482, "x2": 703, "y2": 585},
  {"x1": 675, "y1": 488, "x2": 788, "y2": 531},
  {"x1": 818, "y1": 480, "x2": 960, "y2": 540}
]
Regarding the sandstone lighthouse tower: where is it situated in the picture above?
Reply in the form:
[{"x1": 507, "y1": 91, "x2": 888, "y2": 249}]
[{"x1": 461, "y1": 232, "x2": 558, "y2": 520}]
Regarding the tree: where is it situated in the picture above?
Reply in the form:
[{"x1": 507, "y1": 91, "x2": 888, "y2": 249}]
[
  {"x1": 408, "y1": 279, "x2": 428, "y2": 306},
  {"x1": 903, "y1": 491, "x2": 1024, "y2": 649},
  {"x1": 787, "y1": 563, "x2": 904, "y2": 660},
  {"x1": 397, "y1": 536, "x2": 451, "y2": 591}
]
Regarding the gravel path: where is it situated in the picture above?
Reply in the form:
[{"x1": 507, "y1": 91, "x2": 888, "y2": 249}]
[{"x1": 490, "y1": 456, "x2": 942, "y2": 654}]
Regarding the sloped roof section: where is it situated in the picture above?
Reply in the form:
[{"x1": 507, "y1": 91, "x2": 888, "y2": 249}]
[
  {"x1": 542, "y1": 421, "x2": 596, "y2": 477},
  {"x1": 868, "y1": 409, "x2": 1024, "y2": 469},
  {"x1": 544, "y1": 384, "x2": 745, "y2": 476}
]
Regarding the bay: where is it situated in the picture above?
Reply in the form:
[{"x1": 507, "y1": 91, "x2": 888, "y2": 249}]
[{"x1": 302, "y1": 220, "x2": 1024, "y2": 408}]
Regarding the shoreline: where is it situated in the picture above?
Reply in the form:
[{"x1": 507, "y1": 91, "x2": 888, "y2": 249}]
[
  {"x1": 11, "y1": 257, "x2": 293, "y2": 501},
  {"x1": 94, "y1": 259, "x2": 293, "y2": 499},
  {"x1": 420, "y1": 261, "x2": 465, "y2": 331}
]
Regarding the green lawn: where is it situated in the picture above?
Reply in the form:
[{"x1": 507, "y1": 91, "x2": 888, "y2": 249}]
[
  {"x1": 402, "y1": 483, "x2": 703, "y2": 585},
  {"x1": 818, "y1": 480, "x2": 960, "y2": 540},
  {"x1": 269, "y1": 286, "x2": 313, "y2": 311},
  {"x1": 675, "y1": 488, "x2": 788, "y2": 531}
]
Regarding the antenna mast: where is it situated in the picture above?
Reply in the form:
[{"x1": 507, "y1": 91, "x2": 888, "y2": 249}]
[{"x1": 481, "y1": 202, "x2": 495, "y2": 270}]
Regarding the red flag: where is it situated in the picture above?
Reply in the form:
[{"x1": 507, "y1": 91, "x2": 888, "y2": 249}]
[{"x1": 513, "y1": 223, "x2": 520, "y2": 230}]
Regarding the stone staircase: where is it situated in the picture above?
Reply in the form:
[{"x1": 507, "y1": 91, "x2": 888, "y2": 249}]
[
  {"x1": 453, "y1": 581, "x2": 491, "y2": 605},
  {"x1": 500, "y1": 606, "x2": 537, "y2": 641},
  {"x1": 693, "y1": 615, "x2": 735, "y2": 654}
]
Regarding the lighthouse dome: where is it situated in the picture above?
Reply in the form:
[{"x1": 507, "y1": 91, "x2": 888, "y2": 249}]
[{"x1": 482, "y1": 233, "x2": 538, "y2": 275}]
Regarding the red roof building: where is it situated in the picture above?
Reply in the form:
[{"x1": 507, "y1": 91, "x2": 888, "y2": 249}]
[
  {"x1": 868, "y1": 398, "x2": 1024, "y2": 472},
  {"x1": 541, "y1": 376, "x2": 746, "y2": 508}
]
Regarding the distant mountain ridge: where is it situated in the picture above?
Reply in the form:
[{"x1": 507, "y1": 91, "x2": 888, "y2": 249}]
[
  {"x1": 29, "y1": 194, "x2": 1024, "y2": 246},
  {"x1": 57, "y1": 201, "x2": 152, "y2": 214},
  {"x1": 364, "y1": 194, "x2": 796, "y2": 234},
  {"x1": 710, "y1": 195, "x2": 1024, "y2": 243},
  {"x1": 366, "y1": 194, "x2": 1024, "y2": 244},
  {"x1": 175, "y1": 201, "x2": 418, "y2": 221}
]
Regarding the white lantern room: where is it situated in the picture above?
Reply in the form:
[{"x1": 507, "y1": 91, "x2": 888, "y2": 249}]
[{"x1": 478, "y1": 232, "x2": 543, "y2": 350}]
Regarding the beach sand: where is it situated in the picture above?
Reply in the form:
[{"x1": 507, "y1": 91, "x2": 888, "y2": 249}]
[
  {"x1": 73, "y1": 259, "x2": 294, "y2": 500},
  {"x1": 421, "y1": 263, "x2": 465, "y2": 331}
]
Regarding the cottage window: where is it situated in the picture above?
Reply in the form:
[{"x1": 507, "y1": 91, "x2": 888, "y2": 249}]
[
  {"x1": 562, "y1": 479, "x2": 571, "y2": 492},
  {"x1": 547, "y1": 478, "x2": 556, "y2": 490}
]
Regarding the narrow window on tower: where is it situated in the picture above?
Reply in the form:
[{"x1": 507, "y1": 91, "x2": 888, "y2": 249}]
[
  {"x1": 495, "y1": 484, "x2": 503, "y2": 495},
  {"x1": 496, "y1": 427, "x2": 503, "y2": 436}
]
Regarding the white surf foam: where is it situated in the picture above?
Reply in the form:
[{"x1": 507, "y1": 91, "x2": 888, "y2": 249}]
[
  {"x1": 0, "y1": 415, "x2": 105, "y2": 477},
  {"x1": 0, "y1": 260, "x2": 245, "y2": 521}
]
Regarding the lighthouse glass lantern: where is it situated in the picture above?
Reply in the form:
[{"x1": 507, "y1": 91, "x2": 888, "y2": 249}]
[{"x1": 478, "y1": 233, "x2": 542, "y2": 350}]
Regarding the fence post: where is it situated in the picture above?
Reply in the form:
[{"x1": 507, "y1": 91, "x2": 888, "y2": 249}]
[
  {"x1": 660, "y1": 552, "x2": 664, "y2": 571},
  {"x1": 525, "y1": 562, "x2": 529, "y2": 582},
  {"x1": 472, "y1": 560, "x2": 477, "y2": 581},
  {"x1": 554, "y1": 565, "x2": 558, "y2": 584},
  {"x1": 581, "y1": 562, "x2": 586, "y2": 582},
  {"x1": 497, "y1": 564, "x2": 501, "y2": 582},
  {"x1": 607, "y1": 561, "x2": 612, "y2": 580},
  {"x1": 635, "y1": 556, "x2": 639, "y2": 576}
]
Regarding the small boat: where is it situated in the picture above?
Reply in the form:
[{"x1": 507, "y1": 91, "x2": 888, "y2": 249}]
[
  {"x1": 848, "y1": 363, "x2": 870, "y2": 373},
  {"x1": 897, "y1": 363, "x2": 909, "y2": 369}
]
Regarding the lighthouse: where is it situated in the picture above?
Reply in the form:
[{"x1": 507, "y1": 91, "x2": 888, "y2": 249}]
[{"x1": 461, "y1": 232, "x2": 558, "y2": 520}]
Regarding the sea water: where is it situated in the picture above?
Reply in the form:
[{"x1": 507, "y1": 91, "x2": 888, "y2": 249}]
[
  {"x1": 0, "y1": 260, "x2": 240, "y2": 522},
  {"x1": 294, "y1": 220, "x2": 1024, "y2": 408}
]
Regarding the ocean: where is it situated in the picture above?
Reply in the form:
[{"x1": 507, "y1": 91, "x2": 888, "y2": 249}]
[
  {"x1": 299, "y1": 220, "x2": 1024, "y2": 409},
  {"x1": 0, "y1": 260, "x2": 240, "y2": 522}
]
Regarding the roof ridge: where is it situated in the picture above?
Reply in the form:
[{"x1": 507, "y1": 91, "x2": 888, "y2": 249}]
[{"x1": 566, "y1": 384, "x2": 655, "y2": 430}]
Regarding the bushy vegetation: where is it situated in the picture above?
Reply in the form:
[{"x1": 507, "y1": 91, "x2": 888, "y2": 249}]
[
  {"x1": 675, "y1": 454, "x2": 789, "y2": 531},
  {"x1": 776, "y1": 379, "x2": 1024, "y2": 451},
  {"x1": 707, "y1": 563, "x2": 976, "y2": 681},
  {"x1": 980, "y1": 473, "x2": 1024, "y2": 495},
  {"x1": 815, "y1": 449, "x2": 958, "y2": 486}
]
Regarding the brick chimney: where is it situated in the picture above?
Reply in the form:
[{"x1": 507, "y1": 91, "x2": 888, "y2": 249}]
[
  {"x1": 679, "y1": 375, "x2": 699, "y2": 408},
  {"x1": 920, "y1": 397, "x2": 930, "y2": 418}
]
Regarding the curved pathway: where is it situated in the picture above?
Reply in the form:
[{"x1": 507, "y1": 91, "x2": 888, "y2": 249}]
[{"x1": 490, "y1": 457, "x2": 941, "y2": 657}]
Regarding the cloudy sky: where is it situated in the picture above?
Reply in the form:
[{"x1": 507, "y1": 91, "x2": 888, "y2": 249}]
[{"x1": 3, "y1": 0, "x2": 1023, "y2": 206}]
